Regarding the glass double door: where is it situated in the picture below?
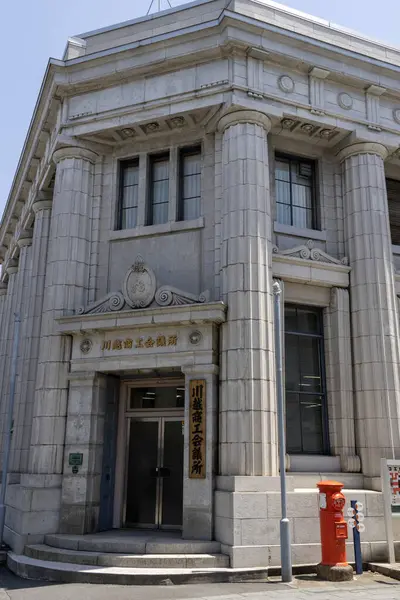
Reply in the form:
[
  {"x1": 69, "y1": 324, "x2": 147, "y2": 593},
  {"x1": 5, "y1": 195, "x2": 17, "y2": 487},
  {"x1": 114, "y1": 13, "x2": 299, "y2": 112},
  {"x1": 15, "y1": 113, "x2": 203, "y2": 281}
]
[{"x1": 125, "y1": 416, "x2": 184, "y2": 529}]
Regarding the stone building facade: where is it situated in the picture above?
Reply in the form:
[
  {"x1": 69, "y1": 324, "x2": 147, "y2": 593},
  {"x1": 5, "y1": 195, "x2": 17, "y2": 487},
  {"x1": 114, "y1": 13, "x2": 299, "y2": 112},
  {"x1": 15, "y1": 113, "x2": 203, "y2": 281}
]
[{"x1": 1, "y1": 0, "x2": 400, "y2": 572}]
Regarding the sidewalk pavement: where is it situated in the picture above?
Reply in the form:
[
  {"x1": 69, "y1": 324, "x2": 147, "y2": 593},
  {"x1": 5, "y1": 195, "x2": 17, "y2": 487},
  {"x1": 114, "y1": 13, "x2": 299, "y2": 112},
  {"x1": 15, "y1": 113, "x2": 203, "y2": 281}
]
[{"x1": 0, "y1": 569, "x2": 399, "y2": 600}]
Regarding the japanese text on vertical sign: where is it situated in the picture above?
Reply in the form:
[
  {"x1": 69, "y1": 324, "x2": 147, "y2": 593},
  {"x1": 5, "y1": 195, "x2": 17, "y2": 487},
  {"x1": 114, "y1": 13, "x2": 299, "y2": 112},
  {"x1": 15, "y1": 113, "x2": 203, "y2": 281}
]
[
  {"x1": 388, "y1": 463, "x2": 400, "y2": 506},
  {"x1": 189, "y1": 380, "x2": 206, "y2": 479}
]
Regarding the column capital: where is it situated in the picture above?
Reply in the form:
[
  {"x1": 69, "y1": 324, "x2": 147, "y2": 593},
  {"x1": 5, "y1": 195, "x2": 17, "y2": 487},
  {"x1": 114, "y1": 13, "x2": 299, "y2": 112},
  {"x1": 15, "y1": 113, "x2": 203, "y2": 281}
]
[
  {"x1": 53, "y1": 146, "x2": 98, "y2": 165},
  {"x1": 5, "y1": 258, "x2": 19, "y2": 275},
  {"x1": 16, "y1": 229, "x2": 33, "y2": 248},
  {"x1": 217, "y1": 110, "x2": 271, "y2": 134},
  {"x1": 337, "y1": 141, "x2": 388, "y2": 162},
  {"x1": 32, "y1": 190, "x2": 53, "y2": 214}
]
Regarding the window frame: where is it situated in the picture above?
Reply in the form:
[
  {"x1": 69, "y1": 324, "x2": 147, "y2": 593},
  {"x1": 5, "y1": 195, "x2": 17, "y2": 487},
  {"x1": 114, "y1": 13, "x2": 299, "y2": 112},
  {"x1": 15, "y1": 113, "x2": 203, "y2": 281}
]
[
  {"x1": 118, "y1": 158, "x2": 140, "y2": 230},
  {"x1": 275, "y1": 153, "x2": 318, "y2": 230},
  {"x1": 386, "y1": 177, "x2": 400, "y2": 246},
  {"x1": 178, "y1": 145, "x2": 202, "y2": 222},
  {"x1": 284, "y1": 304, "x2": 329, "y2": 455},
  {"x1": 147, "y1": 152, "x2": 170, "y2": 226}
]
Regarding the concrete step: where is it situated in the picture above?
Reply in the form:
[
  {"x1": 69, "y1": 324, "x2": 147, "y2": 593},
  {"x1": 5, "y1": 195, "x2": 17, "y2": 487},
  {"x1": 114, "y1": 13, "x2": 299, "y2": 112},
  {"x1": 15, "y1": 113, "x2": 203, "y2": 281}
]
[
  {"x1": 25, "y1": 544, "x2": 229, "y2": 569},
  {"x1": 44, "y1": 533, "x2": 221, "y2": 555},
  {"x1": 8, "y1": 553, "x2": 268, "y2": 586}
]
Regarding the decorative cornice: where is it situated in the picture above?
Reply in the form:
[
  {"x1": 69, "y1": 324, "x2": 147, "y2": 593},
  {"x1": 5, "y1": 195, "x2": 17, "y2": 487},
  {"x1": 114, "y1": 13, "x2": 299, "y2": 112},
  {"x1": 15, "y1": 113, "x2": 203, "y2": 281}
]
[
  {"x1": 78, "y1": 255, "x2": 210, "y2": 315},
  {"x1": 217, "y1": 110, "x2": 271, "y2": 133},
  {"x1": 53, "y1": 146, "x2": 98, "y2": 165},
  {"x1": 272, "y1": 239, "x2": 348, "y2": 266},
  {"x1": 337, "y1": 142, "x2": 388, "y2": 162}
]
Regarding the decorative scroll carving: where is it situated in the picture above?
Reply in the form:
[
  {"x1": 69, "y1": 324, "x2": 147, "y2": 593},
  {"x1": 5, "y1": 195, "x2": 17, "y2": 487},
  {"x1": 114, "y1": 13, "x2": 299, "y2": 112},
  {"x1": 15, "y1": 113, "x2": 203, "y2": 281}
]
[
  {"x1": 272, "y1": 240, "x2": 348, "y2": 266},
  {"x1": 77, "y1": 292, "x2": 125, "y2": 315},
  {"x1": 340, "y1": 455, "x2": 361, "y2": 473},
  {"x1": 155, "y1": 286, "x2": 209, "y2": 307},
  {"x1": 77, "y1": 256, "x2": 209, "y2": 315}
]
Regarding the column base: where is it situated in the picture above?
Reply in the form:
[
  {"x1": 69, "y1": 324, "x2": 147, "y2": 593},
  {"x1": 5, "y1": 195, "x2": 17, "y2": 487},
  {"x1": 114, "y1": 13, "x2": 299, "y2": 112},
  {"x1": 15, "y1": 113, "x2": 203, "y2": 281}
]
[
  {"x1": 317, "y1": 563, "x2": 353, "y2": 582},
  {"x1": 4, "y1": 474, "x2": 61, "y2": 553}
]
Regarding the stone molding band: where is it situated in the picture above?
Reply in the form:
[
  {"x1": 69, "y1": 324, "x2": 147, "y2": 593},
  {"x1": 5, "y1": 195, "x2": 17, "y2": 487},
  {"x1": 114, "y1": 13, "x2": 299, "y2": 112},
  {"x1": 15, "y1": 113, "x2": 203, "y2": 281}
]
[
  {"x1": 217, "y1": 110, "x2": 272, "y2": 133},
  {"x1": 337, "y1": 142, "x2": 388, "y2": 162},
  {"x1": 53, "y1": 146, "x2": 99, "y2": 165}
]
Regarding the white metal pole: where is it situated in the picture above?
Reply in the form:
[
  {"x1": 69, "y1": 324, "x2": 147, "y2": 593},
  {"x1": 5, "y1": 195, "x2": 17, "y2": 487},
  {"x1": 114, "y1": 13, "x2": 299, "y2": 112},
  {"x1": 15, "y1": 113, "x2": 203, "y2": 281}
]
[
  {"x1": 381, "y1": 458, "x2": 395, "y2": 564},
  {"x1": 273, "y1": 281, "x2": 292, "y2": 582},
  {"x1": 0, "y1": 314, "x2": 21, "y2": 546}
]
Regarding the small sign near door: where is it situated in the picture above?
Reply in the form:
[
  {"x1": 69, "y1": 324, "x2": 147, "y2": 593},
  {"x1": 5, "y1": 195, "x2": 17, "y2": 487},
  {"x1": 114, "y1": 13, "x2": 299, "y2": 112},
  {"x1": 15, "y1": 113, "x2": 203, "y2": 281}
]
[{"x1": 189, "y1": 380, "x2": 206, "y2": 479}]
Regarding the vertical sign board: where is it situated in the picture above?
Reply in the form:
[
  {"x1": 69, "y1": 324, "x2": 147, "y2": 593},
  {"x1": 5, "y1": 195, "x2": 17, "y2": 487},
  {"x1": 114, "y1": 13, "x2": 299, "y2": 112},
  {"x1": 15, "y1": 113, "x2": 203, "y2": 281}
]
[
  {"x1": 387, "y1": 461, "x2": 400, "y2": 507},
  {"x1": 189, "y1": 380, "x2": 206, "y2": 479},
  {"x1": 381, "y1": 459, "x2": 400, "y2": 565}
]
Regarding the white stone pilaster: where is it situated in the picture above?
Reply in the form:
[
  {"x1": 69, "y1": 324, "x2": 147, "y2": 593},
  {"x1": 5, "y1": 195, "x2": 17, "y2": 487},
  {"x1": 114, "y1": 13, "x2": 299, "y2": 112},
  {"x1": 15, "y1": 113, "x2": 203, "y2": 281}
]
[
  {"x1": 365, "y1": 85, "x2": 385, "y2": 131},
  {"x1": 29, "y1": 146, "x2": 97, "y2": 475},
  {"x1": 340, "y1": 142, "x2": 400, "y2": 483},
  {"x1": 218, "y1": 110, "x2": 277, "y2": 477},
  {"x1": 0, "y1": 271, "x2": 18, "y2": 471},
  {"x1": 324, "y1": 287, "x2": 360, "y2": 473},
  {"x1": 18, "y1": 196, "x2": 52, "y2": 472},
  {"x1": 60, "y1": 372, "x2": 107, "y2": 534},
  {"x1": 10, "y1": 231, "x2": 33, "y2": 472}
]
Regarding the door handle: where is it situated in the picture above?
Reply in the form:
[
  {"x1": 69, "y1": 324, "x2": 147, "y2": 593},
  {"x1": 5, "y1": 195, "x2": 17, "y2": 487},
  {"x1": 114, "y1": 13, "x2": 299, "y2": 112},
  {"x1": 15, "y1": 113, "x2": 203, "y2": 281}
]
[{"x1": 150, "y1": 467, "x2": 171, "y2": 477}]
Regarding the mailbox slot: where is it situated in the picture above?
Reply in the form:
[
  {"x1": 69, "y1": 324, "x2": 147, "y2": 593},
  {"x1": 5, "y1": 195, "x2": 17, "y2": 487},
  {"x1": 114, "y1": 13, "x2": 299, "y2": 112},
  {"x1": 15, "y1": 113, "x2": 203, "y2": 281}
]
[{"x1": 335, "y1": 522, "x2": 348, "y2": 540}]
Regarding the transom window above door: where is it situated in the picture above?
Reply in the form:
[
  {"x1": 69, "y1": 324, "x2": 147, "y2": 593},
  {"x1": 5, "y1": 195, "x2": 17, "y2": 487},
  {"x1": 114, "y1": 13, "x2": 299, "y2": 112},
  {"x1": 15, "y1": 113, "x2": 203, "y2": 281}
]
[
  {"x1": 129, "y1": 386, "x2": 185, "y2": 410},
  {"x1": 275, "y1": 154, "x2": 317, "y2": 230}
]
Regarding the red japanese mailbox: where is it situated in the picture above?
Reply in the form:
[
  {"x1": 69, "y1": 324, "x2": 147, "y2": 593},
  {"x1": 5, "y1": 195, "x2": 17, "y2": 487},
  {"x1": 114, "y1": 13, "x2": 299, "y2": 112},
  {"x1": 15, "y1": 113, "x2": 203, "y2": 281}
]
[{"x1": 316, "y1": 480, "x2": 353, "y2": 581}]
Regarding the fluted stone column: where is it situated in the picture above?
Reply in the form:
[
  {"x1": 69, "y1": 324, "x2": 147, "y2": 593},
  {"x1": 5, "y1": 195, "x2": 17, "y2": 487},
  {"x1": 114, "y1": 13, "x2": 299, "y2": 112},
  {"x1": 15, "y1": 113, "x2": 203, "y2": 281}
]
[
  {"x1": 18, "y1": 196, "x2": 52, "y2": 473},
  {"x1": 340, "y1": 142, "x2": 400, "y2": 485},
  {"x1": 10, "y1": 230, "x2": 33, "y2": 473},
  {"x1": 30, "y1": 147, "x2": 97, "y2": 475},
  {"x1": 324, "y1": 287, "x2": 360, "y2": 473},
  {"x1": 218, "y1": 111, "x2": 277, "y2": 477},
  {"x1": 0, "y1": 266, "x2": 18, "y2": 471},
  {"x1": 0, "y1": 281, "x2": 8, "y2": 469}
]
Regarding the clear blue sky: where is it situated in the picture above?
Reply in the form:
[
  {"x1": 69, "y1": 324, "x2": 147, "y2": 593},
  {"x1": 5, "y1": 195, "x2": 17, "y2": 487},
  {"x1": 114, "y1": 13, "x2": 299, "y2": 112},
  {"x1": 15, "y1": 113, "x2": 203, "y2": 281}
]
[{"x1": 1, "y1": 0, "x2": 399, "y2": 212}]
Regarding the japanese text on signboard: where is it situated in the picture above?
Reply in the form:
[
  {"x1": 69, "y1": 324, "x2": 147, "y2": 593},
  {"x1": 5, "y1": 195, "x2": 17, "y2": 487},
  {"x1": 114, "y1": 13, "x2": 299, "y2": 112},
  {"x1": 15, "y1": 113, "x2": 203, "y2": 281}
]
[
  {"x1": 388, "y1": 463, "x2": 400, "y2": 506},
  {"x1": 101, "y1": 334, "x2": 177, "y2": 351},
  {"x1": 189, "y1": 380, "x2": 206, "y2": 479}
]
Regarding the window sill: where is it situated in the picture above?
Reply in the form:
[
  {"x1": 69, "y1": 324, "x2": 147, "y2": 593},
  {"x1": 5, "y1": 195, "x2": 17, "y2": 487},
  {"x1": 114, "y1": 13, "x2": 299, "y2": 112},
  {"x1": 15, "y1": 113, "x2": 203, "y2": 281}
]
[
  {"x1": 392, "y1": 244, "x2": 400, "y2": 255},
  {"x1": 274, "y1": 222, "x2": 327, "y2": 242},
  {"x1": 110, "y1": 217, "x2": 205, "y2": 241}
]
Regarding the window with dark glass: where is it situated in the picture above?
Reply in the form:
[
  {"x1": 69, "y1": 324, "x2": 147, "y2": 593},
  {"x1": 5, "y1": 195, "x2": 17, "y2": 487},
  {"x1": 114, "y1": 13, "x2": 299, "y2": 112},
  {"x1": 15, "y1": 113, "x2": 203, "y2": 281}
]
[
  {"x1": 119, "y1": 159, "x2": 139, "y2": 229},
  {"x1": 386, "y1": 178, "x2": 400, "y2": 245},
  {"x1": 284, "y1": 305, "x2": 328, "y2": 454},
  {"x1": 275, "y1": 154, "x2": 316, "y2": 229},
  {"x1": 179, "y1": 147, "x2": 201, "y2": 221},
  {"x1": 148, "y1": 153, "x2": 170, "y2": 226}
]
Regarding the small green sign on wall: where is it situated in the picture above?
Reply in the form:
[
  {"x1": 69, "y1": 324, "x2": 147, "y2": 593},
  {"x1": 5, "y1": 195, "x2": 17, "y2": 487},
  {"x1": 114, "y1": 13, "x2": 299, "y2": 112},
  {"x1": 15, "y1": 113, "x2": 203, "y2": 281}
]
[{"x1": 69, "y1": 453, "x2": 83, "y2": 466}]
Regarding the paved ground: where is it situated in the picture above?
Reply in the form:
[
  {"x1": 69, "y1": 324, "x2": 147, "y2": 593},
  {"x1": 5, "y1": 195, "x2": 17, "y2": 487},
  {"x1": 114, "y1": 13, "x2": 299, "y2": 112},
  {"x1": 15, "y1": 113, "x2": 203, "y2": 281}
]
[{"x1": 0, "y1": 569, "x2": 399, "y2": 600}]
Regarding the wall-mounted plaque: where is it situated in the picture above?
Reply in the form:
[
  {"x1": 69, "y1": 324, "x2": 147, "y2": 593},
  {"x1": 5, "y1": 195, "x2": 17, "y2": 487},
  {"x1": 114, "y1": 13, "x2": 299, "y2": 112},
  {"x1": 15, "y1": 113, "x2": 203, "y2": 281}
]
[
  {"x1": 189, "y1": 380, "x2": 206, "y2": 479},
  {"x1": 69, "y1": 453, "x2": 83, "y2": 466}
]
